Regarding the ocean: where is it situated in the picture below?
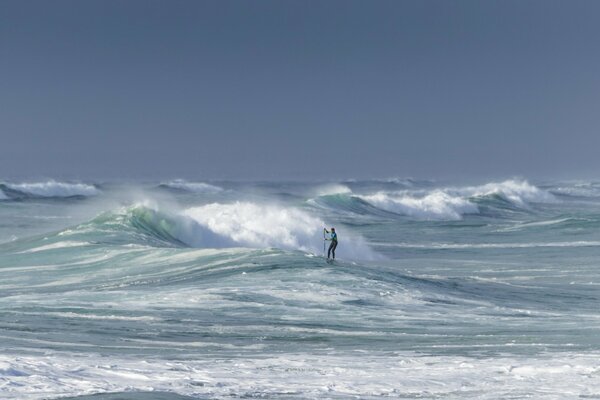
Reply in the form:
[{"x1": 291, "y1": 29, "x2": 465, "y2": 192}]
[{"x1": 1, "y1": 178, "x2": 600, "y2": 399}]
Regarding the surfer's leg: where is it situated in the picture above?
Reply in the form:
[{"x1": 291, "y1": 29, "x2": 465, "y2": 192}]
[
  {"x1": 331, "y1": 242, "x2": 337, "y2": 259},
  {"x1": 328, "y1": 242, "x2": 334, "y2": 259}
]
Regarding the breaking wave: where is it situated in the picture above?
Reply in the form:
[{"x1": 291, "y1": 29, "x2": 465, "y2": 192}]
[
  {"x1": 351, "y1": 180, "x2": 555, "y2": 220},
  {"x1": 313, "y1": 183, "x2": 352, "y2": 197},
  {"x1": 0, "y1": 181, "x2": 100, "y2": 198},
  {"x1": 57, "y1": 202, "x2": 376, "y2": 260},
  {"x1": 359, "y1": 191, "x2": 478, "y2": 220},
  {"x1": 463, "y1": 179, "x2": 556, "y2": 207},
  {"x1": 159, "y1": 180, "x2": 223, "y2": 194}
]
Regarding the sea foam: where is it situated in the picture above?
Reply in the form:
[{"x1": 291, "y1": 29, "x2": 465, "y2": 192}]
[
  {"x1": 463, "y1": 179, "x2": 556, "y2": 207},
  {"x1": 4, "y1": 181, "x2": 100, "y2": 197},
  {"x1": 358, "y1": 180, "x2": 554, "y2": 220},
  {"x1": 360, "y1": 191, "x2": 478, "y2": 220},
  {"x1": 180, "y1": 202, "x2": 375, "y2": 259}
]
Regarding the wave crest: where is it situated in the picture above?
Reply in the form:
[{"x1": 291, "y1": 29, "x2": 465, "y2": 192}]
[
  {"x1": 313, "y1": 184, "x2": 352, "y2": 197},
  {"x1": 181, "y1": 202, "x2": 375, "y2": 259},
  {"x1": 1, "y1": 180, "x2": 100, "y2": 198},
  {"x1": 465, "y1": 179, "x2": 556, "y2": 207},
  {"x1": 355, "y1": 180, "x2": 554, "y2": 220},
  {"x1": 160, "y1": 180, "x2": 223, "y2": 194},
  {"x1": 60, "y1": 202, "x2": 376, "y2": 260},
  {"x1": 360, "y1": 191, "x2": 478, "y2": 220}
]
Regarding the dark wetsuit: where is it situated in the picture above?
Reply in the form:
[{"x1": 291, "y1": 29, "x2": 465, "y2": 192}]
[{"x1": 327, "y1": 231, "x2": 338, "y2": 259}]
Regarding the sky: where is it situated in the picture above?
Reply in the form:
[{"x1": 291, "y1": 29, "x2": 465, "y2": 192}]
[{"x1": 1, "y1": 0, "x2": 600, "y2": 181}]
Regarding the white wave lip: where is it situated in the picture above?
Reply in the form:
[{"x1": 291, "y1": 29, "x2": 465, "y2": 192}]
[
  {"x1": 360, "y1": 191, "x2": 479, "y2": 220},
  {"x1": 5, "y1": 181, "x2": 100, "y2": 197},
  {"x1": 359, "y1": 180, "x2": 554, "y2": 220},
  {"x1": 464, "y1": 179, "x2": 556, "y2": 207},
  {"x1": 163, "y1": 179, "x2": 223, "y2": 193},
  {"x1": 179, "y1": 202, "x2": 375, "y2": 259}
]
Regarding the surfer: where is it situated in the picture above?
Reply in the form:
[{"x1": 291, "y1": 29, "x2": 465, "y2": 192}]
[{"x1": 324, "y1": 227, "x2": 338, "y2": 259}]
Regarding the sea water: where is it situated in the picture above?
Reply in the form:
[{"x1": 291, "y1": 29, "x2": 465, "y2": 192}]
[{"x1": 1, "y1": 178, "x2": 600, "y2": 399}]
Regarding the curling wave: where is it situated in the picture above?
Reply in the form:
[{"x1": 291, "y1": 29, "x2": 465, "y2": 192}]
[
  {"x1": 54, "y1": 202, "x2": 376, "y2": 260},
  {"x1": 353, "y1": 180, "x2": 555, "y2": 220},
  {"x1": 359, "y1": 191, "x2": 478, "y2": 220},
  {"x1": 464, "y1": 179, "x2": 556, "y2": 207},
  {"x1": 0, "y1": 180, "x2": 100, "y2": 198}
]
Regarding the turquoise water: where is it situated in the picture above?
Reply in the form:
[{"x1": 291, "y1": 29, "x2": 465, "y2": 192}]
[{"x1": 1, "y1": 179, "x2": 600, "y2": 399}]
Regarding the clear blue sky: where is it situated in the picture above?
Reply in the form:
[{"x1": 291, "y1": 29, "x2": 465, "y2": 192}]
[{"x1": 2, "y1": 0, "x2": 600, "y2": 180}]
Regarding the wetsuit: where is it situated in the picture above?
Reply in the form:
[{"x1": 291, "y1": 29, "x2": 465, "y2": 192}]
[{"x1": 328, "y1": 231, "x2": 338, "y2": 259}]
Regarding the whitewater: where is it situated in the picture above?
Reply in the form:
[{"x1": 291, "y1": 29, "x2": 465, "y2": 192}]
[{"x1": 2, "y1": 178, "x2": 600, "y2": 399}]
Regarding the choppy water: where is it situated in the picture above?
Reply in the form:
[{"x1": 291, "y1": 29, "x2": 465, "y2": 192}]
[{"x1": 2, "y1": 178, "x2": 600, "y2": 399}]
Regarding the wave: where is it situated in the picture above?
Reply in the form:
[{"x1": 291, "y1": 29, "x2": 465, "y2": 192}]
[
  {"x1": 359, "y1": 191, "x2": 478, "y2": 220},
  {"x1": 0, "y1": 181, "x2": 100, "y2": 198},
  {"x1": 548, "y1": 182, "x2": 600, "y2": 198},
  {"x1": 159, "y1": 180, "x2": 223, "y2": 194},
  {"x1": 463, "y1": 179, "x2": 556, "y2": 208},
  {"x1": 312, "y1": 183, "x2": 352, "y2": 197},
  {"x1": 351, "y1": 180, "x2": 555, "y2": 221},
  {"x1": 182, "y1": 202, "x2": 376, "y2": 259},
  {"x1": 498, "y1": 216, "x2": 600, "y2": 232},
  {"x1": 54, "y1": 202, "x2": 377, "y2": 260},
  {"x1": 307, "y1": 194, "x2": 391, "y2": 218}
]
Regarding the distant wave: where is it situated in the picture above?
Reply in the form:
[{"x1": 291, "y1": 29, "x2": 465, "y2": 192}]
[
  {"x1": 307, "y1": 193, "x2": 390, "y2": 218},
  {"x1": 359, "y1": 191, "x2": 478, "y2": 220},
  {"x1": 463, "y1": 179, "x2": 556, "y2": 207},
  {"x1": 0, "y1": 180, "x2": 100, "y2": 198},
  {"x1": 549, "y1": 182, "x2": 600, "y2": 198},
  {"x1": 159, "y1": 179, "x2": 223, "y2": 194},
  {"x1": 498, "y1": 216, "x2": 600, "y2": 232},
  {"x1": 353, "y1": 179, "x2": 555, "y2": 220},
  {"x1": 313, "y1": 183, "x2": 352, "y2": 197}
]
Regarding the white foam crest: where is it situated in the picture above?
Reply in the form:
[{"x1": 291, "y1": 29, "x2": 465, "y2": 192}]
[
  {"x1": 463, "y1": 179, "x2": 556, "y2": 206},
  {"x1": 360, "y1": 191, "x2": 478, "y2": 220},
  {"x1": 314, "y1": 183, "x2": 352, "y2": 196},
  {"x1": 5, "y1": 180, "x2": 100, "y2": 197},
  {"x1": 178, "y1": 202, "x2": 375, "y2": 260},
  {"x1": 2, "y1": 352, "x2": 600, "y2": 399},
  {"x1": 163, "y1": 179, "x2": 223, "y2": 193}
]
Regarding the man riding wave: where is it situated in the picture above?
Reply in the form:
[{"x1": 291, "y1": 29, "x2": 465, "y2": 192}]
[{"x1": 324, "y1": 227, "x2": 338, "y2": 259}]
